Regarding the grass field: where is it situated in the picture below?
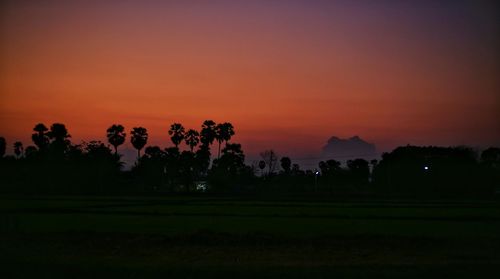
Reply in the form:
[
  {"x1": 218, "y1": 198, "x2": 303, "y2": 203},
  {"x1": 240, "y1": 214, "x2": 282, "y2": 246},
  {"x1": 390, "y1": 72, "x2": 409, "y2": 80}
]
[{"x1": 1, "y1": 195, "x2": 500, "y2": 278}]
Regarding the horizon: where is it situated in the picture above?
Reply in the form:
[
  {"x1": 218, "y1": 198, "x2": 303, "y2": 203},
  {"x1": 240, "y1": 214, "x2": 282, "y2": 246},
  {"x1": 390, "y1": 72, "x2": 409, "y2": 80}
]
[
  {"x1": 0, "y1": 121, "x2": 495, "y2": 170},
  {"x1": 1, "y1": 0, "x2": 499, "y2": 162}
]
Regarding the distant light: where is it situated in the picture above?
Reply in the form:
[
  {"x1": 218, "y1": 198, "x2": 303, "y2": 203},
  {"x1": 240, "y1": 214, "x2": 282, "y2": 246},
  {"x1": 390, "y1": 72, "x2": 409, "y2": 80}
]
[
  {"x1": 424, "y1": 166, "x2": 429, "y2": 170},
  {"x1": 315, "y1": 171, "x2": 320, "y2": 175}
]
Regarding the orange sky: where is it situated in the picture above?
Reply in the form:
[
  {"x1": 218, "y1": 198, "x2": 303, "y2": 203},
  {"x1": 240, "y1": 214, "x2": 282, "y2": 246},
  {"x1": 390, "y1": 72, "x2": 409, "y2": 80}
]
[{"x1": 1, "y1": 0, "x2": 499, "y2": 160}]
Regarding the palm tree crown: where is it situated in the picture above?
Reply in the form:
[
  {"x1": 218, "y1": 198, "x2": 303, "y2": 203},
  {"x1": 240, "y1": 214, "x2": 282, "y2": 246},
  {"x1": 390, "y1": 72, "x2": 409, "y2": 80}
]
[
  {"x1": 131, "y1": 127, "x2": 148, "y2": 158},
  {"x1": 215, "y1": 122, "x2": 235, "y2": 158},
  {"x1": 200, "y1": 120, "x2": 216, "y2": 146},
  {"x1": 32, "y1": 123, "x2": 49, "y2": 150},
  {"x1": 168, "y1": 123, "x2": 185, "y2": 148},
  {"x1": 48, "y1": 123, "x2": 71, "y2": 155},
  {"x1": 184, "y1": 129, "x2": 200, "y2": 152},
  {"x1": 106, "y1": 124, "x2": 126, "y2": 154},
  {"x1": 48, "y1": 123, "x2": 71, "y2": 142}
]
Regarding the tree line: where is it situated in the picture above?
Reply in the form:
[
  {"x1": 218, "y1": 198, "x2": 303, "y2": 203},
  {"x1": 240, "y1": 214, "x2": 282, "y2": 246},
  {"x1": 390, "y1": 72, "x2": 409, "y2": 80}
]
[{"x1": 0, "y1": 122, "x2": 499, "y2": 197}]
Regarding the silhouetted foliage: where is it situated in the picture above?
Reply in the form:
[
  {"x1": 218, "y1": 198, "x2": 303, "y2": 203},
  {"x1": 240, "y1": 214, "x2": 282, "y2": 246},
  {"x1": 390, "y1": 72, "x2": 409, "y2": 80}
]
[
  {"x1": 24, "y1": 145, "x2": 37, "y2": 158},
  {"x1": 481, "y1": 147, "x2": 500, "y2": 168},
  {"x1": 372, "y1": 145, "x2": 489, "y2": 197},
  {"x1": 184, "y1": 129, "x2": 200, "y2": 152},
  {"x1": 48, "y1": 123, "x2": 71, "y2": 157},
  {"x1": 480, "y1": 147, "x2": 500, "y2": 192},
  {"x1": 0, "y1": 137, "x2": 6, "y2": 158},
  {"x1": 106, "y1": 124, "x2": 126, "y2": 154},
  {"x1": 168, "y1": 123, "x2": 185, "y2": 148},
  {"x1": 131, "y1": 127, "x2": 148, "y2": 159},
  {"x1": 195, "y1": 144, "x2": 211, "y2": 176},
  {"x1": 14, "y1": 141, "x2": 23, "y2": 158},
  {"x1": 280, "y1": 157, "x2": 291, "y2": 174},
  {"x1": 1, "y1": 121, "x2": 497, "y2": 198},
  {"x1": 214, "y1": 122, "x2": 234, "y2": 158},
  {"x1": 31, "y1": 123, "x2": 49, "y2": 150},
  {"x1": 200, "y1": 120, "x2": 216, "y2": 146},
  {"x1": 346, "y1": 158, "x2": 370, "y2": 186},
  {"x1": 258, "y1": 160, "x2": 266, "y2": 172},
  {"x1": 133, "y1": 146, "x2": 166, "y2": 191},
  {"x1": 209, "y1": 143, "x2": 253, "y2": 192}
]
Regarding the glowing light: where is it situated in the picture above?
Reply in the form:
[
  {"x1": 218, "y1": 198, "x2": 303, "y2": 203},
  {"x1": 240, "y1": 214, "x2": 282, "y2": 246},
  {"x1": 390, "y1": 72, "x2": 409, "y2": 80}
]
[{"x1": 424, "y1": 166, "x2": 429, "y2": 170}]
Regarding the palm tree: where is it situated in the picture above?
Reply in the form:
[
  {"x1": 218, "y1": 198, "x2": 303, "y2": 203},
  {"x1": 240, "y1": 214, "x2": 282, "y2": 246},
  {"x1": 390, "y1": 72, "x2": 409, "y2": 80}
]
[
  {"x1": 200, "y1": 120, "x2": 216, "y2": 146},
  {"x1": 184, "y1": 129, "x2": 200, "y2": 152},
  {"x1": 14, "y1": 141, "x2": 23, "y2": 158},
  {"x1": 48, "y1": 123, "x2": 71, "y2": 154},
  {"x1": 168, "y1": 123, "x2": 185, "y2": 148},
  {"x1": 214, "y1": 122, "x2": 235, "y2": 158},
  {"x1": 106, "y1": 124, "x2": 126, "y2": 154},
  {"x1": 130, "y1": 127, "x2": 148, "y2": 159},
  {"x1": 32, "y1": 123, "x2": 49, "y2": 150},
  {"x1": 48, "y1": 123, "x2": 71, "y2": 142}
]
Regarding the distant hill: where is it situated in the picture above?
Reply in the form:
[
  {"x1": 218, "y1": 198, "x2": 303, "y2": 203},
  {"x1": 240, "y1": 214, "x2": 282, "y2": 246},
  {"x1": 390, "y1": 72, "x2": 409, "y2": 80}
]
[{"x1": 321, "y1": 136, "x2": 378, "y2": 161}]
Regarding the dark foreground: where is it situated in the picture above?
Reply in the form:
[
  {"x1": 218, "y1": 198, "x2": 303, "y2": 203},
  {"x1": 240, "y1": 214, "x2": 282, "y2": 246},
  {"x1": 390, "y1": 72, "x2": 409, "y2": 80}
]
[{"x1": 1, "y1": 196, "x2": 499, "y2": 278}]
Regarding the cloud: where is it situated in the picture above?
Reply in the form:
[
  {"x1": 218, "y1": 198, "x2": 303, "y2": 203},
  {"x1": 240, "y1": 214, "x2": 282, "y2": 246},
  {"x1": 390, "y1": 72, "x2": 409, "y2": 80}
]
[{"x1": 321, "y1": 136, "x2": 378, "y2": 161}]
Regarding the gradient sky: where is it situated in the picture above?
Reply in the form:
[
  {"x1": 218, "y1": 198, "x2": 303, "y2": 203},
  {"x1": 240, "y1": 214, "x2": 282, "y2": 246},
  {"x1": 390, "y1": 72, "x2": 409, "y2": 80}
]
[{"x1": 1, "y1": 0, "x2": 499, "y2": 162}]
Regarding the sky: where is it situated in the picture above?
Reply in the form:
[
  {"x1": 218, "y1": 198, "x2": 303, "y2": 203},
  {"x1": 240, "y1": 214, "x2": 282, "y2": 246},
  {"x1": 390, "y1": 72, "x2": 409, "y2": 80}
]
[{"x1": 1, "y1": 0, "x2": 499, "y2": 165}]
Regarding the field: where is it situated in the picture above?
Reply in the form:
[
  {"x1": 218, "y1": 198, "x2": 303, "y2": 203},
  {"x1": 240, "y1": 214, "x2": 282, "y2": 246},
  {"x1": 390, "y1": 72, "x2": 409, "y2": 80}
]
[{"x1": 1, "y1": 195, "x2": 500, "y2": 278}]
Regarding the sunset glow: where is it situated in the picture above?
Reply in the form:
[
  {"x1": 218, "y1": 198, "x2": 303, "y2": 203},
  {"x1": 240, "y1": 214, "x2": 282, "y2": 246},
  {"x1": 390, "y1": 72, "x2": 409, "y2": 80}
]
[{"x1": 1, "y1": 0, "x2": 499, "y2": 160}]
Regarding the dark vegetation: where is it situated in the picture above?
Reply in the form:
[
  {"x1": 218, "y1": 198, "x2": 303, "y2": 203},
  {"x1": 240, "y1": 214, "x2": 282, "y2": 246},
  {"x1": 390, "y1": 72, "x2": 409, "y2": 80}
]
[
  {"x1": 0, "y1": 121, "x2": 499, "y2": 197},
  {"x1": 1, "y1": 122, "x2": 500, "y2": 277}
]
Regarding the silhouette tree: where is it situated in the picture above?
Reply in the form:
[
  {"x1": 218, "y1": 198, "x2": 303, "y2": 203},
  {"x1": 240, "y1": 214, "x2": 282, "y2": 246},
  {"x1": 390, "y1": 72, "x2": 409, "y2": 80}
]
[
  {"x1": 131, "y1": 127, "x2": 148, "y2": 159},
  {"x1": 480, "y1": 147, "x2": 500, "y2": 192},
  {"x1": 168, "y1": 123, "x2": 185, "y2": 148},
  {"x1": 84, "y1": 140, "x2": 118, "y2": 164},
  {"x1": 215, "y1": 122, "x2": 235, "y2": 158},
  {"x1": 319, "y1": 159, "x2": 342, "y2": 175},
  {"x1": 280, "y1": 157, "x2": 292, "y2": 174},
  {"x1": 260, "y1": 150, "x2": 278, "y2": 176},
  {"x1": 347, "y1": 159, "x2": 369, "y2": 174},
  {"x1": 200, "y1": 120, "x2": 216, "y2": 146},
  {"x1": 106, "y1": 124, "x2": 126, "y2": 154},
  {"x1": 32, "y1": 123, "x2": 49, "y2": 150},
  {"x1": 14, "y1": 141, "x2": 23, "y2": 158},
  {"x1": 291, "y1": 163, "x2": 303, "y2": 176},
  {"x1": 195, "y1": 144, "x2": 211, "y2": 175},
  {"x1": 258, "y1": 160, "x2": 266, "y2": 176},
  {"x1": 213, "y1": 143, "x2": 246, "y2": 173},
  {"x1": 184, "y1": 129, "x2": 200, "y2": 152},
  {"x1": 145, "y1": 146, "x2": 165, "y2": 159},
  {"x1": 179, "y1": 150, "x2": 197, "y2": 192},
  {"x1": 209, "y1": 143, "x2": 252, "y2": 192},
  {"x1": 25, "y1": 146, "x2": 37, "y2": 158},
  {"x1": 0, "y1": 137, "x2": 5, "y2": 158},
  {"x1": 48, "y1": 123, "x2": 71, "y2": 155},
  {"x1": 481, "y1": 147, "x2": 500, "y2": 168}
]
